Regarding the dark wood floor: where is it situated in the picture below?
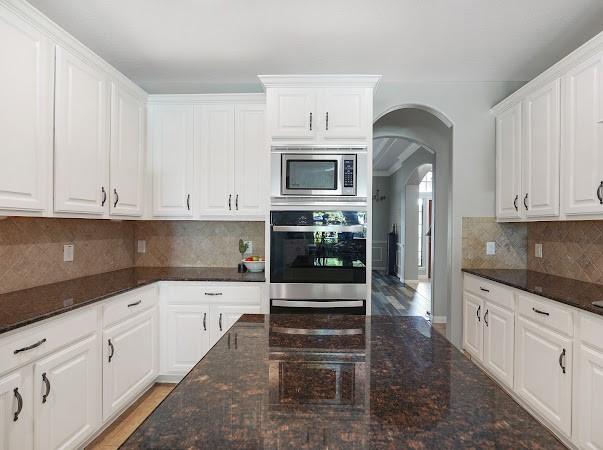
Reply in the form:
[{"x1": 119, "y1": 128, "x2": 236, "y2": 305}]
[{"x1": 371, "y1": 271, "x2": 431, "y2": 318}]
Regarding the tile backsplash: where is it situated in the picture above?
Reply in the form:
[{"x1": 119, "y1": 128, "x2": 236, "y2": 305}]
[
  {"x1": 0, "y1": 217, "x2": 134, "y2": 294},
  {"x1": 462, "y1": 217, "x2": 527, "y2": 269},
  {"x1": 134, "y1": 221, "x2": 265, "y2": 268}
]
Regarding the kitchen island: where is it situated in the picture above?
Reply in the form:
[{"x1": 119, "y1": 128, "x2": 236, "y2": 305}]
[{"x1": 121, "y1": 314, "x2": 565, "y2": 449}]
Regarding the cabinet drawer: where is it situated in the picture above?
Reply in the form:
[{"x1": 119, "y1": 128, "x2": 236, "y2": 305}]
[
  {"x1": 517, "y1": 292, "x2": 573, "y2": 337},
  {"x1": 464, "y1": 274, "x2": 515, "y2": 310},
  {"x1": 161, "y1": 282, "x2": 261, "y2": 305},
  {"x1": 102, "y1": 285, "x2": 158, "y2": 328},
  {"x1": 577, "y1": 311, "x2": 603, "y2": 351},
  {"x1": 0, "y1": 307, "x2": 97, "y2": 376}
]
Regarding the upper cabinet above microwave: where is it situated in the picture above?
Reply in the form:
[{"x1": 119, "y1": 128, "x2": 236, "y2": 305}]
[{"x1": 259, "y1": 76, "x2": 381, "y2": 144}]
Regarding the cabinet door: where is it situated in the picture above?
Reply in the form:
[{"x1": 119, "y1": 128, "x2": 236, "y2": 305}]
[
  {"x1": 321, "y1": 87, "x2": 368, "y2": 140},
  {"x1": 198, "y1": 104, "x2": 235, "y2": 216},
  {"x1": 562, "y1": 52, "x2": 603, "y2": 216},
  {"x1": 483, "y1": 301, "x2": 514, "y2": 388},
  {"x1": 164, "y1": 304, "x2": 210, "y2": 375},
  {"x1": 523, "y1": 79, "x2": 561, "y2": 218},
  {"x1": 110, "y1": 82, "x2": 145, "y2": 216},
  {"x1": 0, "y1": 9, "x2": 53, "y2": 213},
  {"x1": 54, "y1": 46, "x2": 109, "y2": 215},
  {"x1": 267, "y1": 88, "x2": 316, "y2": 139},
  {"x1": 463, "y1": 292, "x2": 483, "y2": 361},
  {"x1": 103, "y1": 308, "x2": 157, "y2": 420},
  {"x1": 515, "y1": 316, "x2": 572, "y2": 436},
  {"x1": 575, "y1": 343, "x2": 603, "y2": 450},
  {"x1": 210, "y1": 304, "x2": 261, "y2": 347},
  {"x1": 234, "y1": 104, "x2": 266, "y2": 217},
  {"x1": 33, "y1": 334, "x2": 100, "y2": 450},
  {"x1": 150, "y1": 105, "x2": 194, "y2": 217},
  {"x1": 0, "y1": 367, "x2": 33, "y2": 450},
  {"x1": 495, "y1": 103, "x2": 523, "y2": 220}
]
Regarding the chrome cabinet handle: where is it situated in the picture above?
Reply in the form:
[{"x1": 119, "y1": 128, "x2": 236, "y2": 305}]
[
  {"x1": 101, "y1": 187, "x2": 107, "y2": 206},
  {"x1": 41, "y1": 373, "x2": 50, "y2": 404},
  {"x1": 14, "y1": 338, "x2": 46, "y2": 354},
  {"x1": 476, "y1": 305, "x2": 481, "y2": 322},
  {"x1": 113, "y1": 189, "x2": 119, "y2": 208},
  {"x1": 13, "y1": 388, "x2": 22, "y2": 421},
  {"x1": 219, "y1": 313, "x2": 223, "y2": 331},
  {"x1": 597, "y1": 181, "x2": 603, "y2": 205},
  {"x1": 514, "y1": 195, "x2": 518, "y2": 211},
  {"x1": 228, "y1": 194, "x2": 232, "y2": 210},
  {"x1": 532, "y1": 307, "x2": 549, "y2": 316},
  {"x1": 559, "y1": 348, "x2": 566, "y2": 374},
  {"x1": 309, "y1": 112, "x2": 312, "y2": 131},
  {"x1": 203, "y1": 312, "x2": 206, "y2": 331},
  {"x1": 127, "y1": 300, "x2": 141, "y2": 308},
  {"x1": 187, "y1": 194, "x2": 191, "y2": 211},
  {"x1": 108, "y1": 339, "x2": 114, "y2": 363},
  {"x1": 524, "y1": 193, "x2": 528, "y2": 210},
  {"x1": 325, "y1": 112, "x2": 329, "y2": 130},
  {"x1": 235, "y1": 194, "x2": 239, "y2": 210},
  {"x1": 484, "y1": 309, "x2": 489, "y2": 327}
]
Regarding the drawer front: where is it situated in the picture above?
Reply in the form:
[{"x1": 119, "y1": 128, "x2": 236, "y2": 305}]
[
  {"x1": 102, "y1": 285, "x2": 158, "y2": 328},
  {"x1": 0, "y1": 307, "x2": 97, "y2": 376},
  {"x1": 577, "y1": 311, "x2": 603, "y2": 351},
  {"x1": 464, "y1": 274, "x2": 515, "y2": 311},
  {"x1": 161, "y1": 282, "x2": 261, "y2": 305},
  {"x1": 517, "y1": 292, "x2": 573, "y2": 337}
]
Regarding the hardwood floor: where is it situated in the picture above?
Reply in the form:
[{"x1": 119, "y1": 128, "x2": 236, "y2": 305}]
[
  {"x1": 86, "y1": 384, "x2": 174, "y2": 450},
  {"x1": 371, "y1": 271, "x2": 431, "y2": 318}
]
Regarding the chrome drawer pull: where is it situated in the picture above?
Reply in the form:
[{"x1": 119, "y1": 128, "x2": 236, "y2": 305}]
[
  {"x1": 479, "y1": 287, "x2": 490, "y2": 293},
  {"x1": 205, "y1": 292, "x2": 223, "y2": 296},
  {"x1": 14, "y1": 338, "x2": 46, "y2": 354},
  {"x1": 532, "y1": 307, "x2": 549, "y2": 316},
  {"x1": 127, "y1": 300, "x2": 142, "y2": 308}
]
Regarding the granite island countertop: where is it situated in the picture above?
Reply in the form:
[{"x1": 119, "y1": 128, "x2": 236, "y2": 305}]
[
  {"x1": 0, "y1": 267, "x2": 264, "y2": 335},
  {"x1": 121, "y1": 314, "x2": 565, "y2": 449},
  {"x1": 462, "y1": 268, "x2": 603, "y2": 317}
]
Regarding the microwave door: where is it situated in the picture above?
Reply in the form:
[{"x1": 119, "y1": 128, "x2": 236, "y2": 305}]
[{"x1": 281, "y1": 154, "x2": 344, "y2": 196}]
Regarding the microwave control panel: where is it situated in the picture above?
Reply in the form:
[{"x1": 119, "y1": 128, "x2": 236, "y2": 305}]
[{"x1": 342, "y1": 157, "x2": 357, "y2": 195}]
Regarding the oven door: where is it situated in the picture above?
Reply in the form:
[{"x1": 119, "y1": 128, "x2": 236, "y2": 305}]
[{"x1": 281, "y1": 154, "x2": 344, "y2": 196}]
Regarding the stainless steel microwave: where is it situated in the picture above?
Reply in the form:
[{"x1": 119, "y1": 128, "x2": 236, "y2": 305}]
[{"x1": 281, "y1": 154, "x2": 356, "y2": 196}]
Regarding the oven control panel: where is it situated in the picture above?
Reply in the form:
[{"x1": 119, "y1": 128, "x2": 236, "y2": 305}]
[{"x1": 342, "y1": 157, "x2": 356, "y2": 195}]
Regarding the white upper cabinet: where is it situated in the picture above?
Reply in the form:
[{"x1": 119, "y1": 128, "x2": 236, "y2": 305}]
[
  {"x1": 562, "y1": 52, "x2": 603, "y2": 217},
  {"x1": 0, "y1": 9, "x2": 53, "y2": 213},
  {"x1": 322, "y1": 87, "x2": 368, "y2": 140},
  {"x1": 267, "y1": 88, "x2": 316, "y2": 140},
  {"x1": 150, "y1": 105, "x2": 195, "y2": 217},
  {"x1": 198, "y1": 104, "x2": 236, "y2": 216},
  {"x1": 496, "y1": 103, "x2": 523, "y2": 220},
  {"x1": 522, "y1": 79, "x2": 561, "y2": 218},
  {"x1": 110, "y1": 82, "x2": 145, "y2": 217},
  {"x1": 234, "y1": 104, "x2": 266, "y2": 216},
  {"x1": 54, "y1": 46, "x2": 110, "y2": 215}
]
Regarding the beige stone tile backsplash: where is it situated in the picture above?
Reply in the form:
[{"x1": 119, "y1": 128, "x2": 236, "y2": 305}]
[
  {"x1": 0, "y1": 217, "x2": 134, "y2": 294},
  {"x1": 134, "y1": 221, "x2": 265, "y2": 267},
  {"x1": 462, "y1": 217, "x2": 527, "y2": 269}
]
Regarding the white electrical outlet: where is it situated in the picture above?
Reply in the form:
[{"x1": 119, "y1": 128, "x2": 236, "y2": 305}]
[
  {"x1": 244, "y1": 240, "x2": 253, "y2": 256},
  {"x1": 535, "y1": 243, "x2": 543, "y2": 258},
  {"x1": 137, "y1": 240, "x2": 146, "y2": 254},
  {"x1": 486, "y1": 241, "x2": 496, "y2": 255},
  {"x1": 63, "y1": 244, "x2": 74, "y2": 262}
]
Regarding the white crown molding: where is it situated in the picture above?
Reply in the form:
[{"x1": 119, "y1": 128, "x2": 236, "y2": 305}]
[
  {"x1": 258, "y1": 74, "x2": 382, "y2": 89},
  {"x1": 147, "y1": 93, "x2": 266, "y2": 105},
  {"x1": 491, "y1": 29, "x2": 603, "y2": 115},
  {"x1": 1, "y1": 0, "x2": 148, "y2": 100}
]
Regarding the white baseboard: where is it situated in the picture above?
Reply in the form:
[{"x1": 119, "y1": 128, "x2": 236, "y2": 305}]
[
  {"x1": 432, "y1": 316, "x2": 447, "y2": 324},
  {"x1": 156, "y1": 374, "x2": 183, "y2": 384}
]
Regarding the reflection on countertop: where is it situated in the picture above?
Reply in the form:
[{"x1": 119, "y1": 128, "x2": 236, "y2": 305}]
[
  {"x1": 121, "y1": 314, "x2": 565, "y2": 449},
  {"x1": 0, "y1": 267, "x2": 264, "y2": 335}
]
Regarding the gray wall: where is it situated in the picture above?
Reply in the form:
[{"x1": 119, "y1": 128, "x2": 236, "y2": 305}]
[{"x1": 371, "y1": 176, "x2": 391, "y2": 270}]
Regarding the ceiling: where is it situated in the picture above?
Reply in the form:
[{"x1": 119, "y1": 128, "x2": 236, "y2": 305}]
[
  {"x1": 373, "y1": 137, "x2": 430, "y2": 174},
  {"x1": 26, "y1": 0, "x2": 603, "y2": 93}
]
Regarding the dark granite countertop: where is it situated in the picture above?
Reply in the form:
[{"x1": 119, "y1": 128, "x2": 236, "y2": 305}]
[
  {"x1": 0, "y1": 267, "x2": 264, "y2": 335},
  {"x1": 121, "y1": 314, "x2": 565, "y2": 449},
  {"x1": 463, "y1": 268, "x2": 603, "y2": 316}
]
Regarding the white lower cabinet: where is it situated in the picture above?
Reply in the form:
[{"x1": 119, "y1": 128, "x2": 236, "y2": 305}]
[
  {"x1": 515, "y1": 315, "x2": 572, "y2": 437},
  {"x1": 0, "y1": 366, "x2": 33, "y2": 450},
  {"x1": 462, "y1": 291, "x2": 483, "y2": 361},
  {"x1": 209, "y1": 304, "x2": 261, "y2": 347},
  {"x1": 575, "y1": 342, "x2": 603, "y2": 449},
  {"x1": 102, "y1": 307, "x2": 158, "y2": 421},
  {"x1": 483, "y1": 300, "x2": 514, "y2": 388},
  {"x1": 33, "y1": 334, "x2": 100, "y2": 450}
]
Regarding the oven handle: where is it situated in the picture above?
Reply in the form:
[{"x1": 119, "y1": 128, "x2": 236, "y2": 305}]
[
  {"x1": 271, "y1": 300, "x2": 364, "y2": 308},
  {"x1": 272, "y1": 225, "x2": 365, "y2": 233}
]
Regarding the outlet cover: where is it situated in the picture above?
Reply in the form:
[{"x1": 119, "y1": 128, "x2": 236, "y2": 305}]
[
  {"x1": 137, "y1": 240, "x2": 146, "y2": 254},
  {"x1": 244, "y1": 240, "x2": 253, "y2": 256},
  {"x1": 486, "y1": 241, "x2": 496, "y2": 255},
  {"x1": 63, "y1": 244, "x2": 74, "y2": 262},
  {"x1": 535, "y1": 243, "x2": 543, "y2": 258}
]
